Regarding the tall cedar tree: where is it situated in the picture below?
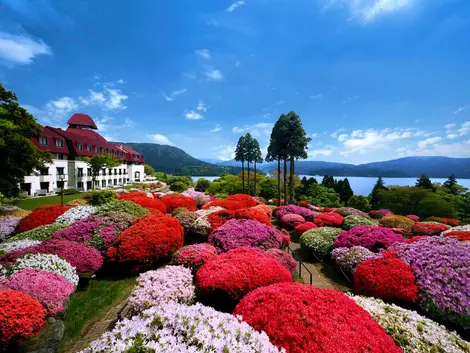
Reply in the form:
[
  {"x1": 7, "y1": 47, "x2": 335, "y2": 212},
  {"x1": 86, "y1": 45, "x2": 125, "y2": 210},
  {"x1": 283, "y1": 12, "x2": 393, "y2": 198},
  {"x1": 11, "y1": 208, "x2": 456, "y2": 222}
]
[
  {"x1": 370, "y1": 176, "x2": 387, "y2": 209},
  {"x1": 244, "y1": 133, "x2": 254, "y2": 195},
  {"x1": 82, "y1": 153, "x2": 121, "y2": 190},
  {"x1": 443, "y1": 174, "x2": 457, "y2": 194},
  {"x1": 285, "y1": 111, "x2": 311, "y2": 204},
  {"x1": 0, "y1": 84, "x2": 52, "y2": 197},
  {"x1": 251, "y1": 138, "x2": 263, "y2": 196},
  {"x1": 416, "y1": 173, "x2": 434, "y2": 190},
  {"x1": 234, "y1": 136, "x2": 246, "y2": 193}
]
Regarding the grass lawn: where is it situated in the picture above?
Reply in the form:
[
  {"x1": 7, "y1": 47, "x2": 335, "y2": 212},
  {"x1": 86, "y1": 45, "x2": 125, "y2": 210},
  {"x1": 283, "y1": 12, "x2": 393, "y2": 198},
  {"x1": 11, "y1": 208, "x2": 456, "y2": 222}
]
[
  {"x1": 59, "y1": 274, "x2": 137, "y2": 353},
  {"x1": 13, "y1": 193, "x2": 84, "y2": 210}
]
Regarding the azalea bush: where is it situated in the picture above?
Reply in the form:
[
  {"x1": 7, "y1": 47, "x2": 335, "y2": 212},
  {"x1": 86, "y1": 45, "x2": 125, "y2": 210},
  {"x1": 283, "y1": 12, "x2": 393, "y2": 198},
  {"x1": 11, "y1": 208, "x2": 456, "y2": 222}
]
[
  {"x1": 334, "y1": 226, "x2": 405, "y2": 252},
  {"x1": 294, "y1": 222, "x2": 317, "y2": 236},
  {"x1": 275, "y1": 205, "x2": 313, "y2": 220},
  {"x1": 182, "y1": 190, "x2": 211, "y2": 207},
  {"x1": 189, "y1": 216, "x2": 211, "y2": 237},
  {"x1": 299, "y1": 227, "x2": 342, "y2": 259},
  {"x1": 207, "y1": 209, "x2": 235, "y2": 233},
  {"x1": 234, "y1": 282, "x2": 402, "y2": 353},
  {"x1": 443, "y1": 230, "x2": 470, "y2": 241},
  {"x1": 0, "y1": 268, "x2": 74, "y2": 315},
  {"x1": 79, "y1": 302, "x2": 282, "y2": 353},
  {"x1": 280, "y1": 213, "x2": 305, "y2": 228},
  {"x1": 334, "y1": 207, "x2": 369, "y2": 218},
  {"x1": 54, "y1": 206, "x2": 97, "y2": 225},
  {"x1": 406, "y1": 214, "x2": 420, "y2": 222},
  {"x1": 194, "y1": 206, "x2": 225, "y2": 218},
  {"x1": 202, "y1": 199, "x2": 245, "y2": 211},
  {"x1": 314, "y1": 212, "x2": 344, "y2": 227},
  {"x1": 5, "y1": 223, "x2": 67, "y2": 243},
  {"x1": 174, "y1": 211, "x2": 197, "y2": 232},
  {"x1": 265, "y1": 248, "x2": 296, "y2": 273},
  {"x1": 208, "y1": 219, "x2": 287, "y2": 253},
  {"x1": 171, "y1": 244, "x2": 218, "y2": 272},
  {"x1": 369, "y1": 209, "x2": 393, "y2": 219},
  {"x1": 226, "y1": 193, "x2": 257, "y2": 208},
  {"x1": 234, "y1": 207, "x2": 271, "y2": 226},
  {"x1": 379, "y1": 215, "x2": 415, "y2": 230},
  {"x1": 439, "y1": 217, "x2": 460, "y2": 226},
  {"x1": 351, "y1": 295, "x2": 470, "y2": 353},
  {"x1": 161, "y1": 194, "x2": 197, "y2": 213},
  {"x1": 107, "y1": 213, "x2": 184, "y2": 265},
  {"x1": 0, "y1": 216, "x2": 21, "y2": 241},
  {"x1": 0, "y1": 289, "x2": 46, "y2": 343},
  {"x1": 342, "y1": 215, "x2": 377, "y2": 230},
  {"x1": 96, "y1": 200, "x2": 150, "y2": 218},
  {"x1": 331, "y1": 246, "x2": 374, "y2": 274},
  {"x1": 0, "y1": 240, "x2": 42, "y2": 255},
  {"x1": 196, "y1": 248, "x2": 292, "y2": 302},
  {"x1": 120, "y1": 192, "x2": 167, "y2": 213},
  {"x1": 354, "y1": 257, "x2": 419, "y2": 303},
  {"x1": 252, "y1": 203, "x2": 273, "y2": 218},
  {"x1": 16, "y1": 204, "x2": 71, "y2": 233},
  {"x1": 412, "y1": 222, "x2": 450, "y2": 235},
  {"x1": 129, "y1": 266, "x2": 195, "y2": 312}
]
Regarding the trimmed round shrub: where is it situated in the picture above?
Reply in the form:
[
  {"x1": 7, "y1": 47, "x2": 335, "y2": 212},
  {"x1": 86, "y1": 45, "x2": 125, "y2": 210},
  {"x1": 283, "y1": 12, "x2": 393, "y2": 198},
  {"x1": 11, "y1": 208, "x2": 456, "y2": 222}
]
[
  {"x1": 234, "y1": 207, "x2": 271, "y2": 226},
  {"x1": 275, "y1": 205, "x2": 313, "y2": 220},
  {"x1": 334, "y1": 207, "x2": 369, "y2": 218},
  {"x1": 207, "y1": 209, "x2": 235, "y2": 233},
  {"x1": 439, "y1": 218, "x2": 460, "y2": 226},
  {"x1": 194, "y1": 206, "x2": 225, "y2": 218},
  {"x1": 294, "y1": 222, "x2": 317, "y2": 236},
  {"x1": 299, "y1": 227, "x2": 342, "y2": 259},
  {"x1": 280, "y1": 213, "x2": 305, "y2": 228},
  {"x1": 201, "y1": 199, "x2": 246, "y2": 211},
  {"x1": 380, "y1": 215, "x2": 415, "y2": 230},
  {"x1": 161, "y1": 194, "x2": 197, "y2": 213},
  {"x1": 354, "y1": 257, "x2": 419, "y2": 303},
  {"x1": 0, "y1": 268, "x2": 74, "y2": 315},
  {"x1": 196, "y1": 248, "x2": 292, "y2": 301},
  {"x1": 443, "y1": 230, "x2": 470, "y2": 241},
  {"x1": 331, "y1": 246, "x2": 374, "y2": 274},
  {"x1": 351, "y1": 295, "x2": 470, "y2": 353},
  {"x1": 334, "y1": 225, "x2": 405, "y2": 252},
  {"x1": 0, "y1": 289, "x2": 45, "y2": 343},
  {"x1": 233, "y1": 282, "x2": 402, "y2": 353},
  {"x1": 406, "y1": 235, "x2": 429, "y2": 244},
  {"x1": 79, "y1": 302, "x2": 282, "y2": 353},
  {"x1": 5, "y1": 223, "x2": 67, "y2": 243},
  {"x1": 0, "y1": 216, "x2": 21, "y2": 242},
  {"x1": 96, "y1": 200, "x2": 149, "y2": 218},
  {"x1": 265, "y1": 248, "x2": 296, "y2": 273},
  {"x1": 252, "y1": 203, "x2": 273, "y2": 218},
  {"x1": 369, "y1": 209, "x2": 393, "y2": 219},
  {"x1": 342, "y1": 215, "x2": 377, "y2": 230},
  {"x1": 226, "y1": 194, "x2": 257, "y2": 208},
  {"x1": 412, "y1": 222, "x2": 450, "y2": 235},
  {"x1": 171, "y1": 207, "x2": 189, "y2": 217},
  {"x1": 106, "y1": 213, "x2": 184, "y2": 265},
  {"x1": 120, "y1": 192, "x2": 167, "y2": 213},
  {"x1": 208, "y1": 219, "x2": 287, "y2": 253},
  {"x1": 54, "y1": 206, "x2": 97, "y2": 225},
  {"x1": 182, "y1": 190, "x2": 211, "y2": 207},
  {"x1": 171, "y1": 244, "x2": 218, "y2": 272},
  {"x1": 129, "y1": 266, "x2": 195, "y2": 313},
  {"x1": 16, "y1": 205, "x2": 71, "y2": 233},
  {"x1": 406, "y1": 214, "x2": 420, "y2": 222},
  {"x1": 189, "y1": 216, "x2": 211, "y2": 237},
  {"x1": 314, "y1": 212, "x2": 344, "y2": 227},
  {"x1": 174, "y1": 211, "x2": 198, "y2": 232},
  {"x1": 0, "y1": 240, "x2": 42, "y2": 255}
]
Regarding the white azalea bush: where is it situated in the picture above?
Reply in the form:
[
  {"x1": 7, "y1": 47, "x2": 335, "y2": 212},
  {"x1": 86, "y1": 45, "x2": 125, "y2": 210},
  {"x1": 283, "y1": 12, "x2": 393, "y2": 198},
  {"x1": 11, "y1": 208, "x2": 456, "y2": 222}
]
[
  {"x1": 194, "y1": 206, "x2": 225, "y2": 218},
  {"x1": 331, "y1": 246, "x2": 375, "y2": 274},
  {"x1": 442, "y1": 224, "x2": 470, "y2": 235},
  {"x1": 300, "y1": 227, "x2": 342, "y2": 259},
  {"x1": 55, "y1": 206, "x2": 97, "y2": 224},
  {"x1": 190, "y1": 216, "x2": 211, "y2": 237},
  {"x1": 0, "y1": 240, "x2": 42, "y2": 254},
  {"x1": 80, "y1": 302, "x2": 283, "y2": 353},
  {"x1": 129, "y1": 266, "x2": 195, "y2": 312},
  {"x1": 350, "y1": 295, "x2": 470, "y2": 353}
]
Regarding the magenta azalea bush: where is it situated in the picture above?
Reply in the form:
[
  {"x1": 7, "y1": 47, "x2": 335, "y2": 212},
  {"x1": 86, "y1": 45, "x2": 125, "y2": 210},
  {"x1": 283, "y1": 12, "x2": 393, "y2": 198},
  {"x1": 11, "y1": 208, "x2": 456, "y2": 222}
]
[
  {"x1": 280, "y1": 213, "x2": 305, "y2": 228},
  {"x1": 182, "y1": 190, "x2": 211, "y2": 207},
  {"x1": 275, "y1": 205, "x2": 314, "y2": 220},
  {"x1": 0, "y1": 216, "x2": 21, "y2": 241},
  {"x1": 171, "y1": 244, "x2": 218, "y2": 272},
  {"x1": 406, "y1": 215, "x2": 420, "y2": 222},
  {"x1": 334, "y1": 226, "x2": 405, "y2": 252},
  {"x1": 0, "y1": 268, "x2": 74, "y2": 315},
  {"x1": 265, "y1": 248, "x2": 297, "y2": 273},
  {"x1": 208, "y1": 219, "x2": 287, "y2": 253}
]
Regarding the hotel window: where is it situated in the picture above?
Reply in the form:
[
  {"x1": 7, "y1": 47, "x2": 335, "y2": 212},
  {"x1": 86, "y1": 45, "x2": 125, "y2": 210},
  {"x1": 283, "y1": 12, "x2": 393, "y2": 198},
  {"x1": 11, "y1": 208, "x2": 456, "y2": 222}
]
[
  {"x1": 40, "y1": 168, "x2": 49, "y2": 176},
  {"x1": 101, "y1": 147, "x2": 105, "y2": 153},
  {"x1": 102, "y1": 168, "x2": 106, "y2": 176},
  {"x1": 86, "y1": 144, "x2": 91, "y2": 152},
  {"x1": 77, "y1": 143, "x2": 83, "y2": 150},
  {"x1": 87, "y1": 168, "x2": 92, "y2": 176},
  {"x1": 118, "y1": 151, "x2": 122, "y2": 157},
  {"x1": 39, "y1": 136, "x2": 48, "y2": 146},
  {"x1": 94, "y1": 146, "x2": 98, "y2": 153},
  {"x1": 56, "y1": 167, "x2": 65, "y2": 175},
  {"x1": 55, "y1": 139, "x2": 64, "y2": 147},
  {"x1": 77, "y1": 168, "x2": 84, "y2": 177}
]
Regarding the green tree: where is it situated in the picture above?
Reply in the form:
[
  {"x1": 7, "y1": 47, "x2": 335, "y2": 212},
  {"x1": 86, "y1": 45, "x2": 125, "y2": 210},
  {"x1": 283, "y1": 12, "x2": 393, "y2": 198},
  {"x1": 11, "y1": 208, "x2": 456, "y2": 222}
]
[
  {"x1": 258, "y1": 178, "x2": 278, "y2": 200},
  {"x1": 234, "y1": 136, "x2": 247, "y2": 193},
  {"x1": 416, "y1": 173, "x2": 434, "y2": 190},
  {"x1": 443, "y1": 174, "x2": 460, "y2": 195},
  {"x1": 347, "y1": 195, "x2": 371, "y2": 212},
  {"x1": 144, "y1": 164, "x2": 156, "y2": 176},
  {"x1": 196, "y1": 178, "x2": 211, "y2": 191},
  {"x1": 251, "y1": 137, "x2": 263, "y2": 196},
  {"x1": 335, "y1": 178, "x2": 354, "y2": 204},
  {"x1": 321, "y1": 175, "x2": 335, "y2": 189},
  {"x1": 0, "y1": 84, "x2": 52, "y2": 197},
  {"x1": 244, "y1": 133, "x2": 254, "y2": 195},
  {"x1": 82, "y1": 153, "x2": 121, "y2": 190},
  {"x1": 370, "y1": 176, "x2": 387, "y2": 209},
  {"x1": 307, "y1": 184, "x2": 341, "y2": 207}
]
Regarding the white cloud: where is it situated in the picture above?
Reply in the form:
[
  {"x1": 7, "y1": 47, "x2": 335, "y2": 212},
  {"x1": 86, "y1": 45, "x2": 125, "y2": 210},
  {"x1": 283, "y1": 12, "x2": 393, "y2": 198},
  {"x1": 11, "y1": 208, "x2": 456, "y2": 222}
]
[
  {"x1": 232, "y1": 123, "x2": 274, "y2": 137},
  {"x1": 210, "y1": 125, "x2": 222, "y2": 133},
  {"x1": 0, "y1": 32, "x2": 51, "y2": 65},
  {"x1": 417, "y1": 136, "x2": 442, "y2": 149},
  {"x1": 104, "y1": 88, "x2": 128, "y2": 110},
  {"x1": 458, "y1": 121, "x2": 470, "y2": 137},
  {"x1": 213, "y1": 145, "x2": 236, "y2": 161},
  {"x1": 311, "y1": 133, "x2": 317, "y2": 137},
  {"x1": 445, "y1": 123, "x2": 456, "y2": 129},
  {"x1": 226, "y1": 0, "x2": 245, "y2": 12},
  {"x1": 148, "y1": 134, "x2": 174, "y2": 146},
  {"x1": 80, "y1": 87, "x2": 128, "y2": 110},
  {"x1": 309, "y1": 149, "x2": 333, "y2": 157},
  {"x1": 195, "y1": 49, "x2": 211, "y2": 59},
  {"x1": 204, "y1": 68, "x2": 224, "y2": 81},
  {"x1": 161, "y1": 88, "x2": 187, "y2": 102},
  {"x1": 446, "y1": 134, "x2": 458, "y2": 140},
  {"x1": 185, "y1": 111, "x2": 203, "y2": 120},
  {"x1": 44, "y1": 97, "x2": 78, "y2": 121},
  {"x1": 95, "y1": 115, "x2": 114, "y2": 132},
  {"x1": 401, "y1": 140, "x2": 470, "y2": 158},
  {"x1": 337, "y1": 134, "x2": 348, "y2": 142},
  {"x1": 310, "y1": 94, "x2": 323, "y2": 99},
  {"x1": 454, "y1": 105, "x2": 469, "y2": 114},
  {"x1": 197, "y1": 101, "x2": 207, "y2": 112},
  {"x1": 326, "y1": 0, "x2": 416, "y2": 22},
  {"x1": 117, "y1": 79, "x2": 125, "y2": 84}
]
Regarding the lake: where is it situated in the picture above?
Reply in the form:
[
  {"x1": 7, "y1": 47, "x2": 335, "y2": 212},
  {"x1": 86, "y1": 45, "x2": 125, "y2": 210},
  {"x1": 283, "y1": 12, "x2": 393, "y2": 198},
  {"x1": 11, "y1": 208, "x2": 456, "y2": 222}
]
[{"x1": 191, "y1": 175, "x2": 470, "y2": 196}]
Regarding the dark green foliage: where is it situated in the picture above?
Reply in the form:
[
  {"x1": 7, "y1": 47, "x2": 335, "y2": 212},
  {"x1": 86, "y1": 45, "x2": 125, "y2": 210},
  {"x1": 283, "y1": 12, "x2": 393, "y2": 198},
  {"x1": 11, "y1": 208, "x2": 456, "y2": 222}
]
[
  {"x1": 235, "y1": 135, "x2": 247, "y2": 192},
  {"x1": 334, "y1": 178, "x2": 354, "y2": 204},
  {"x1": 0, "y1": 83, "x2": 52, "y2": 197},
  {"x1": 167, "y1": 176, "x2": 193, "y2": 193},
  {"x1": 82, "y1": 153, "x2": 121, "y2": 189},
  {"x1": 258, "y1": 178, "x2": 278, "y2": 200},
  {"x1": 144, "y1": 164, "x2": 156, "y2": 176},
  {"x1": 321, "y1": 175, "x2": 335, "y2": 189},
  {"x1": 306, "y1": 184, "x2": 342, "y2": 207},
  {"x1": 170, "y1": 181, "x2": 188, "y2": 192},
  {"x1": 207, "y1": 174, "x2": 244, "y2": 196},
  {"x1": 416, "y1": 173, "x2": 434, "y2": 190},
  {"x1": 57, "y1": 188, "x2": 80, "y2": 195},
  {"x1": 370, "y1": 177, "x2": 388, "y2": 209},
  {"x1": 176, "y1": 165, "x2": 241, "y2": 176},
  {"x1": 347, "y1": 195, "x2": 371, "y2": 212},
  {"x1": 196, "y1": 178, "x2": 211, "y2": 191},
  {"x1": 83, "y1": 190, "x2": 118, "y2": 205}
]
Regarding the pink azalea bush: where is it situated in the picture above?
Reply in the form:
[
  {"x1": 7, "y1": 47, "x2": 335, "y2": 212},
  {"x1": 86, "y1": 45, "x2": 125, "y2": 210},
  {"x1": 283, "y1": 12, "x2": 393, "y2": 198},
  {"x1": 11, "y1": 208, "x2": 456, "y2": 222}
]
[
  {"x1": 182, "y1": 190, "x2": 211, "y2": 207},
  {"x1": 0, "y1": 268, "x2": 74, "y2": 315},
  {"x1": 334, "y1": 226, "x2": 405, "y2": 252},
  {"x1": 265, "y1": 248, "x2": 297, "y2": 273},
  {"x1": 171, "y1": 244, "x2": 218, "y2": 272},
  {"x1": 280, "y1": 214, "x2": 305, "y2": 228},
  {"x1": 275, "y1": 205, "x2": 314, "y2": 220},
  {"x1": 406, "y1": 215, "x2": 420, "y2": 222}
]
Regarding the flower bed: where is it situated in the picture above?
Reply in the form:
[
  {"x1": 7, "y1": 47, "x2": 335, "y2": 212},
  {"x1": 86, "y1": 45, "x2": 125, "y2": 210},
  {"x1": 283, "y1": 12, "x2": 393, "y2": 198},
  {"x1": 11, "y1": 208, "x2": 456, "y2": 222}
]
[
  {"x1": 406, "y1": 235, "x2": 429, "y2": 244},
  {"x1": 342, "y1": 215, "x2": 377, "y2": 230},
  {"x1": 406, "y1": 214, "x2": 420, "y2": 222},
  {"x1": 79, "y1": 302, "x2": 282, "y2": 353},
  {"x1": 354, "y1": 257, "x2": 419, "y2": 303},
  {"x1": 379, "y1": 215, "x2": 415, "y2": 230},
  {"x1": 120, "y1": 192, "x2": 167, "y2": 213},
  {"x1": 439, "y1": 218, "x2": 460, "y2": 226},
  {"x1": 174, "y1": 211, "x2": 198, "y2": 232},
  {"x1": 234, "y1": 207, "x2": 271, "y2": 226},
  {"x1": 265, "y1": 248, "x2": 296, "y2": 273},
  {"x1": 202, "y1": 199, "x2": 246, "y2": 211},
  {"x1": 313, "y1": 212, "x2": 344, "y2": 227},
  {"x1": 280, "y1": 213, "x2": 305, "y2": 228},
  {"x1": 96, "y1": 200, "x2": 150, "y2": 218},
  {"x1": 0, "y1": 268, "x2": 74, "y2": 315},
  {"x1": 207, "y1": 209, "x2": 235, "y2": 233},
  {"x1": 16, "y1": 205, "x2": 71, "y2": 233},
  {"x1": 252, "y1": 204, "x2": 273, "y2": 218},
  {"x1": 275, "y1": 205, "x2": 313, "y2": 220},
  {"x1": 443, "y1": 230, "x2": 470, "y2": 241},
  {"x1": 54, "y1": 206, "x2": 97, "y2": 225},
  {"x1": 334, "y1": 225, "x2": 405, "y2": 252},
  {"x1": 107, "y1": 213, "x2": 184, "y2": 265},
  {"x1": 0, "y1": 216, "x2": 21, "y2": 242},
  {"x1": 5, "y1": 223, "x2": 67, "y2": 243},
  {"x1": 196, "y1": 248, "x2": 292, "y2": 301},
  {"x1": 369, "y1": 209, "x2": 393, "y2": 219},
  {"x1": 351, "y1": 295, "x2": 470, "y2": 353},
  {"x1": 129, "y1": 266, "x2": 195, "y2": 312},
  {"x1": 194, "y1": 206, "x2": 225, "y2": 218},
  {"x1": 233, "y1": 282, "x2": 402, "y2": 353},
  {"x1": 294, "y1": 222, "x2": 317, "y2": 236},
  {"x1": 0, "y1": 289, "x2": 46, "y2": 344},
  {"x1": 0, "y1": 240, "x2": 42, "y2": 255},
  {"x1": 226, "y1": 194, "x2": 257, "y2": 208},
  {"x1": 331, "y1": 246, "x2": 375, "y2": 274},
  {"x1": 412, "y1": 222, "x2": 450, "y2": 235},
  {"x1": 299, "y1": 227, "x2": 342, "y2": 259},
  {"x1": 334, "y1": 207, "x2": 369, "y2": 218},
  {"x1": 208, "y1": 219, "x2": 286, "y2": 253},
  {"x1": 171, "y1": 244, "x2": 218, "y2": 272},
  {"x1": 189, "y1": 216, "x2": 211, "y2": 237},
  {"x1": 182, "y1": 190, "x2": 211, "y2": 207},
  {"x1": 161, "y1": 194, "x2": 197, "y2": 213}
]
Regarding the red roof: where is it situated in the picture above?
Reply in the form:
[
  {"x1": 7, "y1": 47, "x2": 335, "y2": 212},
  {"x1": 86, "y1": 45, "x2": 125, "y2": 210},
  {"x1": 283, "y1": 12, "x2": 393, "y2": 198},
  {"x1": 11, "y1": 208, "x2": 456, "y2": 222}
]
[
  {"x1": 31, "y1": 127, "x2": 70, "y2": 154},
  {"x1": 67, "y1": 113, "x2": 98, "y2": 130}
]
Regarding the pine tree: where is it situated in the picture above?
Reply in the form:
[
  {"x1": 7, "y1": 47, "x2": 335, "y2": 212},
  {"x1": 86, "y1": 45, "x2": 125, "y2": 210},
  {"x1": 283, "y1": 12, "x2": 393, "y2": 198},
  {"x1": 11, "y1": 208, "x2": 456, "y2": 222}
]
[
  {"x1": 370, "y1": 176, "x2": 387, "y2": 209},
  {"x1": 244, "y1": 133, "x2": 254, "y2": 195},
  {"x1": 234, "y1": 136, "x2": 246, "y2": 193},
  {"x1": 416, "y1": 173, "x2": 434, "y2": 190},
  {"x1": 251, "y1": 138, "x2": 263, "y2": 196},
  {"x1": 443, "y1": 174, "x2": 457, "y2": 192}
]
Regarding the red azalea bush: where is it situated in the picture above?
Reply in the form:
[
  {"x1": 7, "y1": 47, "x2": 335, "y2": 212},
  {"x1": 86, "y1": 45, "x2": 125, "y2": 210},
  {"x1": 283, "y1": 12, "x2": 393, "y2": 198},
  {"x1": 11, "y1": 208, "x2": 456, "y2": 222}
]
[
  {"x1": 15, "y1": 205, "x2": 71, "y2": 233},
  {"x1": 106, "y1": 213, "x2": 184, "y2": 264},
  {"x1": 439, "y1": 218, "x2": 460, "y2": 226},
  {"x1": 207, "y1": 209, "x2": 235, "y2": 234},
  {"x1": 252, "y1": 204, "x2": 273, "y2": 218},
  {"x1": 443, "y1": 231, "x2": 470, "y2": 241},
  {"x1": 202, "y1": 199, "x2": 245, "y2": 211},
  {"x1": 354, "y1": 257, "x2": 419, "y2": 303},
  {"x1": 196, "y1": 248, "x2": 292, "y2": 301},
  {"x1": 265, "y1": 248, "x2": 296, "y2": 273},
  {"x1": 120, "y1": 192, "x2": 166, "y2": 213},
  {"x1": 298, "y1": 200, "x2": 309, "y2": 208},
  {"x1": 294, "y1": 222, "x2": 317, "y2": 236},
  {"x1": 369, "y1": 209, "x2": 393, "y2": 219},
  {"x1": 234, "y1": 207, "x2": 271, "y2": 226},
  {"x1": 412, "y1": 222, "x2": 450, "y2": 236},
  {"x1": 406, "y1": 214, "x2": 420, "y2": 222},
  {"x1": 171, "y1": 243, "x2": 218, "y2": 272},
  {"x1": 280, "y1": 214, "x2": 305, "y2": 228},
  {"x1": 0, "y1": 289, "x2": 46, "y2": 343},
  {"x1": 160, "y1": 194, "x2": 197, "y2": 213},
  {"x1": 226, "y1": 194, "x2": 257, "y2": 208},
  {"x1": 233, "y1": 282, "x2": 402, "y2": 353},
  {"x1": 314, "y1": 212, "x2": 344, "y2": 227},
  {"x1": 406, "y1": 235, "x2": 429, "y2": 244}
]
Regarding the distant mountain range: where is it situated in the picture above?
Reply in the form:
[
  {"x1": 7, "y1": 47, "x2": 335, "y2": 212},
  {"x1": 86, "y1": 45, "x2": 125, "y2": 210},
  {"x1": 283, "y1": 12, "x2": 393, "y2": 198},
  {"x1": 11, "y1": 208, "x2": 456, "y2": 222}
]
[{"x1": 127, "y1": 143, "x2": 470, "y2": 178}]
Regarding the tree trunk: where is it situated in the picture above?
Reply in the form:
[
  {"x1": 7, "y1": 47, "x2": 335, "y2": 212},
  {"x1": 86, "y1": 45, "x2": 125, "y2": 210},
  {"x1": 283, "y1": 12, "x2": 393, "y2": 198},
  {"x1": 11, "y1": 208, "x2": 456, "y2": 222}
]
[
  {"x1": 247, "y1": 160, "x2": 251, "y2": 195},
  {"x1": 289, "y1": 155, "x2": 294, "y2": 204},
  {"x1": 277, "y1": 158, "x2": 281, "y2": 206},
  {"x1": 283, "y1": 158, "x2": 287, "y2": 206},
  {"x1": 254, "y1": 161, "x2": 257, "y2": 197},
  {"x1": 241, "y1": 161, "x2": 245, "y2": 193}
]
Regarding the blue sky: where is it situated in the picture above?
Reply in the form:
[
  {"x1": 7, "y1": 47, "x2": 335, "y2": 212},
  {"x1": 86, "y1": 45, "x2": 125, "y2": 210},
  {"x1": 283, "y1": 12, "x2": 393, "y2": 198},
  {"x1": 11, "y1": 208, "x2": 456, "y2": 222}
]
[{"x1": 1, "y1": 0, "x2": 469, "y2": 164}]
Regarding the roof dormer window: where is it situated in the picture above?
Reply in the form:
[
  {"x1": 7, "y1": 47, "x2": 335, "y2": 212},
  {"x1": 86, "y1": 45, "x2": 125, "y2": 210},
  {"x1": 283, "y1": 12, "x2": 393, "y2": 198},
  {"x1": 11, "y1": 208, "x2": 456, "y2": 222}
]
[
  {"x1": 86, "y1": 144, "x2": 91, "y2": 151},
  {"x1": 77, "y1": 143, "x2": 83, "y2": 151},
  {"x1": 39, "y1": 136, "x2": 48, "y2": 146},
  {"x1": 55, "y1": 138, "x2": 64, "y2": 148},
  {"x1": 94, "y1": 146, "x2": 98, "y2": 153}
]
